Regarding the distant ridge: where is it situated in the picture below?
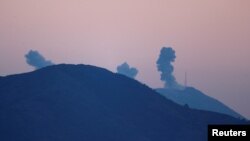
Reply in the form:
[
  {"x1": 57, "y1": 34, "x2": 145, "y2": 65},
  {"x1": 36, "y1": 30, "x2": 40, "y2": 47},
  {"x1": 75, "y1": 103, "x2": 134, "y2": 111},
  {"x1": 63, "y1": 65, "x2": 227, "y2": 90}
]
[
  {"x1": 0, "y1": 64, "x2": 248, "y2": 141},
  {"x1": 156, "y1": 87, "x2": 244, "y2": 119}
]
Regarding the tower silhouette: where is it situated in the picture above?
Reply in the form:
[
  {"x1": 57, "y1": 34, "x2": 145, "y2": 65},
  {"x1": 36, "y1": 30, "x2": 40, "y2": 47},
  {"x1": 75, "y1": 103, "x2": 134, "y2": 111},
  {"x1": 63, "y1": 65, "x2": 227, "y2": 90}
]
[{"x1": 184, "y1": 72, "x2": 187, "y2": 87}]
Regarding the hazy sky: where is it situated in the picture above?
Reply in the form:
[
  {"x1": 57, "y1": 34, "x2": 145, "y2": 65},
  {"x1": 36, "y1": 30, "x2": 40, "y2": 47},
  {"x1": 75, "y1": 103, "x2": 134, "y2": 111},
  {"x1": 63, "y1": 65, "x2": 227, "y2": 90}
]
[{"x1": 1, "y1": 0, "x2": 250, "y2": 118}]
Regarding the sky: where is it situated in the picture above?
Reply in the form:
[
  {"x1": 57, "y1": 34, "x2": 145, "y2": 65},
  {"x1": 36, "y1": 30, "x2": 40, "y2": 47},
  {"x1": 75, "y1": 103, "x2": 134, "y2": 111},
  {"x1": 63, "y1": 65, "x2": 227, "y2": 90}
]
[{"x1": 0, "y1": 0, "x2": 250, "y2": 118}]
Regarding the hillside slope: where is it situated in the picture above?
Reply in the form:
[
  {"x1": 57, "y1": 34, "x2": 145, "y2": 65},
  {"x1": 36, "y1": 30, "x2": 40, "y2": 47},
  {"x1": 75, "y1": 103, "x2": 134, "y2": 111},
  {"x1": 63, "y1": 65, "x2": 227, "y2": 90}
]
[
  {"x1": 0, "y1": 64, "x2": 247, "y2": 141},
  {"x1": 156, "y1": 87, "x2": 244, "y2": 119}
]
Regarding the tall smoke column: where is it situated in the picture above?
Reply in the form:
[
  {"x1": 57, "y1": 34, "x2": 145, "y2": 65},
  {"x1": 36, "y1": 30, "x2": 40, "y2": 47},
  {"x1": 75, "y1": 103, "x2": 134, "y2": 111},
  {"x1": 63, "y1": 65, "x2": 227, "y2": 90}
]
[
  {"x1": 156, "y1": 47, "x2": 178, "y2": 88},
  {"x1": 25, "y1": 50, "x2": 54, "y2": 69}
]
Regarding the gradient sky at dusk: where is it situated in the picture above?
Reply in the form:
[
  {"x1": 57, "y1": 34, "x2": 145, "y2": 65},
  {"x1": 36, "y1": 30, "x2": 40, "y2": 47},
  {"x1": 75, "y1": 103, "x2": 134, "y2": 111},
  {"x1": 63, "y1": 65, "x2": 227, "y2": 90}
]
[{"x1": 1, "y1": 0, "x2": 250, "y2": 118}]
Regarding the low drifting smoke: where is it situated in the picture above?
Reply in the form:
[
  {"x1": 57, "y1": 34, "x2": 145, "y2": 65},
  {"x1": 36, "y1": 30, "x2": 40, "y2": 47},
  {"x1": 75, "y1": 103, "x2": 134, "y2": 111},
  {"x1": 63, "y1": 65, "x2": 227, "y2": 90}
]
[
  {"x1": 156, "y1": 47, "x2": 182, "y2": 89},
  {"x1": 117, "y1": 62, "x2": 138, "y2": 79},
  {"x1": 25, "y1": 50, "x2": 54, "y2": 69}
]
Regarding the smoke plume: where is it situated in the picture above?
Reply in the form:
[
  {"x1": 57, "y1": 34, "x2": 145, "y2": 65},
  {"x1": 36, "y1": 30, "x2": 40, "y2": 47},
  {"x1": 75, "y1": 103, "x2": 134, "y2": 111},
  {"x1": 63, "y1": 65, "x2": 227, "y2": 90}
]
[
  {"x1": 117, "y1": 62, "x2": 138, "y2": 79},
  {"x1": 156, "y1": 47, "x2": 179, "y2": 88},
  {"x1": 25, "y1": 50, "x2": 54, "y2": 69}
]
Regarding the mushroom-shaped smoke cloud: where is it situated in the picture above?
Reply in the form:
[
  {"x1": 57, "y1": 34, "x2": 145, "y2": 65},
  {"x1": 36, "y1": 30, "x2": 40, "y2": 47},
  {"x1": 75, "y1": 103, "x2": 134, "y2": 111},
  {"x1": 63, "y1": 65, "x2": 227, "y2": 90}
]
[{"x1": 156, "y1": 47, "x2": 180, "y2": 89}]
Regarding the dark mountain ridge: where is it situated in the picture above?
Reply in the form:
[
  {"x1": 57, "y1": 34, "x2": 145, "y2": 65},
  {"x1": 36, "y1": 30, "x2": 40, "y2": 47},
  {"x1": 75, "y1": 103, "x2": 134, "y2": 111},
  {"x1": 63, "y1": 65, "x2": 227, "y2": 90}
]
[
  {"x1": 156, "y1": 87, "x2": 244, "y2": 119},
  {"x1": 0, "y1": 64, "x2": 248, "y2": 141}
]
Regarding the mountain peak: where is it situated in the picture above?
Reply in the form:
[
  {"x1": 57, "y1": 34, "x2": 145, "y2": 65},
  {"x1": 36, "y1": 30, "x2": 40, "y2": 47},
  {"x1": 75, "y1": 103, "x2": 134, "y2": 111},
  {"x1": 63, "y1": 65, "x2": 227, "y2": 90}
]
[{"x1": 0, "y1": 64, "x2": 248, "y2": 141}]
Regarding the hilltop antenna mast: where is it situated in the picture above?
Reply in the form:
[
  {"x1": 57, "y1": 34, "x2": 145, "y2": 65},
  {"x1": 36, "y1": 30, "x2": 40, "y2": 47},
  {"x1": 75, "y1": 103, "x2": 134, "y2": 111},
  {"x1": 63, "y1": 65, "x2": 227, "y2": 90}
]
[{"x1": 184, "y1": 72, "x2": 187, "y2": 87}]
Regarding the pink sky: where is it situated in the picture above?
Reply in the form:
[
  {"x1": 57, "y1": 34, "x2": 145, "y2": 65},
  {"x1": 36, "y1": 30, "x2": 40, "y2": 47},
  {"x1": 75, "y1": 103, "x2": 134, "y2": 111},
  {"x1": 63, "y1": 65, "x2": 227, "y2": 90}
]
[{"x1": 1, "y1": 0, "x2": 250, "y2": 118}]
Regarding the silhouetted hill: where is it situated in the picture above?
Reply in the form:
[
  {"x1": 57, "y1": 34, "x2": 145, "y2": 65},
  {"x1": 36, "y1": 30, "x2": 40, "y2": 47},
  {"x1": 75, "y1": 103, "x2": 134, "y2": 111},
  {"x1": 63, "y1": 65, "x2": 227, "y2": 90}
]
[
  {"x1": 156, "y1": 87, "x2": 244, "y2": 119},
  {"x1": 0, "y1": 64, "x2": 248, "y2": 141}
]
